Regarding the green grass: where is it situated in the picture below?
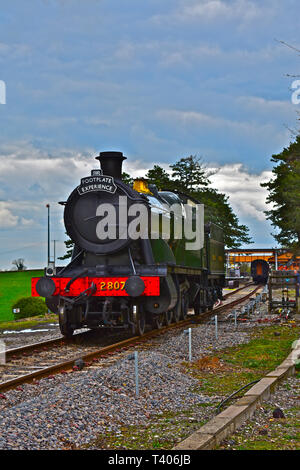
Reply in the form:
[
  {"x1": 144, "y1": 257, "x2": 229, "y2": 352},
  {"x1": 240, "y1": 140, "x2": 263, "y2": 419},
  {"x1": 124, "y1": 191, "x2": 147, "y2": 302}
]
[
  {"x1": 85, "y1": 407, "x2": 212, "y2": 450},
  {"x1": 234, "y1": 430, "x2": 300, "y2": 451},
  {"x1": 0, "y1": 270, "x2": 44, "y2": 321},
  {"x1": 0, "y1": 314, "x2": 58, "y2": 331},
  {"x1": 191, "y1": 370, "x2": 262, "y2": 396},
  {"x1": 220, "y1": 325, "x2": 300, "y2": 372},
  {"x1": 184, "y1": 325, "x2": 300, "y2": 399},
  {"x1": 220, "y1": 412, "x2": 300, "y2": 450}
]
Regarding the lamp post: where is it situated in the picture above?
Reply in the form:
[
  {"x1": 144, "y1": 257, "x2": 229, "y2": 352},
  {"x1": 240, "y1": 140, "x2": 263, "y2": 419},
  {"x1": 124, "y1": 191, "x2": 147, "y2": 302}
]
[
  {"x1": 275, "y1": 248, "x2": 278, "y2": 270},
  {"x1": 52, "y1": 239, "x2": 57, "y2": 265},
  {"x1": 46, "y1": 204, "x2": 50, "y2": 265}
]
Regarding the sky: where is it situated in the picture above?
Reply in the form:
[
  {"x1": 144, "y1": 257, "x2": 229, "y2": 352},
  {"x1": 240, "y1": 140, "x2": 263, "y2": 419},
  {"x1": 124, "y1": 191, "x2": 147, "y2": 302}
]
[{"x1": 0, "y1": 0, "x2": 299, "y2": 269}]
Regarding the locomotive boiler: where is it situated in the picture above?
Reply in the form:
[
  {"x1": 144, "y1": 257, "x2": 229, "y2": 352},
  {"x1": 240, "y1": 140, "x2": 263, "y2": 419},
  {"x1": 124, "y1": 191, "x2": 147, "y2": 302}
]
[{"x1": 32, "y1": 151, "x2": 225, "y2": 337}]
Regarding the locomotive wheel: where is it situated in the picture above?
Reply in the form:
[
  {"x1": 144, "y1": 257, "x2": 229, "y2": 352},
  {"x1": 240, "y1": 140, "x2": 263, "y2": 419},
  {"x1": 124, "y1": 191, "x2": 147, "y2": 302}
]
[
  {"x1": 172, "y1": 295, "x2": 181, "y2": 323},
  {"x1": 58, "y1": 316, "x2": 74, "y2": 338},
  {"x1": 152, "y1": 313, "x2": 164, "y2": 330},
  {"x1": 193, "y1": 302, "x2": 201, "y2": 315},
  {"x1": 193, "y1": 291, "x2": 204, "y2": 315},
  {"x1": 131, "y1": 306, "x2": 146, "y2": 336},
  {"x1": 58, "y1": 304, "x2": 74, "y2": 338},
  {"x1": 164, "y1": 310, "x2": 173, "y2": 325},
  {"x1": 181, "y1": 292, "x2": 189, "y2": 320}
]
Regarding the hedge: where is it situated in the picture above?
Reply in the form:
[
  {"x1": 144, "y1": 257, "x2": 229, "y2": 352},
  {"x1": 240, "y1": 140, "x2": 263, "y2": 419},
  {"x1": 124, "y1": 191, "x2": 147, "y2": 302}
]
[{"x1": 11, "y1": 297, "x2": 48, "y2": 320}]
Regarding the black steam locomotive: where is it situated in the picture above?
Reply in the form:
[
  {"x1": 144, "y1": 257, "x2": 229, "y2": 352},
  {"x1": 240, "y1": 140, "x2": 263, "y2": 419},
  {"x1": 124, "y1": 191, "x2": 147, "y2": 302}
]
[{"x1": 32, "y1": 151, "x2": 225, "y2": 337}]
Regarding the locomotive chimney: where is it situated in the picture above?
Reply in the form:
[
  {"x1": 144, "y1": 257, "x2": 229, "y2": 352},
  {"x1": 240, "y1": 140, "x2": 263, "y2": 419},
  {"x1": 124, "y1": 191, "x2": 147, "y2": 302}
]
[{"x1": 96, "y1": 151, "x2": 126, "y2": 179}]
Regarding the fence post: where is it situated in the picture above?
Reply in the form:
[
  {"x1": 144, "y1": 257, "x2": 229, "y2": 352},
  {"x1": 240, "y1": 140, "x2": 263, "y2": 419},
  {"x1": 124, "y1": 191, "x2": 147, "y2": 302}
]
[{"x1": 135, "y1": 351, "x2": 139, "y2": 396}]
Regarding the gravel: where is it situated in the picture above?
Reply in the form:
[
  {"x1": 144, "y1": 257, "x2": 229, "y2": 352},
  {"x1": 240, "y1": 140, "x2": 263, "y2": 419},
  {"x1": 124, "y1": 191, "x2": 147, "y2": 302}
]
[
  {"x1": 0, "y1": 319, "x2": 257, "y2": 449},
  {"x1": 0, "y1": 351, "x2": 213, "y2": 449}
]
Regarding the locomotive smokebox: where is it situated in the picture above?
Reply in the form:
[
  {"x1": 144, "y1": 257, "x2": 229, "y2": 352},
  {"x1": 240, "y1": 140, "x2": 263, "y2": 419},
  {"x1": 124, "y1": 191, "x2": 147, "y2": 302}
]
[{"x1": 96, "y1": 151, "x2": 126, "y2": 179}]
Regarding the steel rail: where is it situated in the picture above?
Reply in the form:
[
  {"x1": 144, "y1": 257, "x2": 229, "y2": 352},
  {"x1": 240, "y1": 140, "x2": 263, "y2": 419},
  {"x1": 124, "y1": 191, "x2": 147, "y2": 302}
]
[
  {"x1": 0, "y1": 284, "x2": 262, "y2": 393},
  {"x1": 222, "y1": 281, "x2": 254, "y2": 299},
  {"x1": 4, "y1": 331, "x2": 89, "y2": 361},
  {"x1": 4, "y1": 282, "x2": 253, "y2": 361}
]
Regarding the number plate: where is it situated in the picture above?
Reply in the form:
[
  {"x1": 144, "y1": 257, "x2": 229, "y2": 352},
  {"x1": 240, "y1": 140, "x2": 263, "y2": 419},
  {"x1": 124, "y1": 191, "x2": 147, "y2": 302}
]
[{"x1": 32, "y1": 276, "x2": 160, "y2": 297}]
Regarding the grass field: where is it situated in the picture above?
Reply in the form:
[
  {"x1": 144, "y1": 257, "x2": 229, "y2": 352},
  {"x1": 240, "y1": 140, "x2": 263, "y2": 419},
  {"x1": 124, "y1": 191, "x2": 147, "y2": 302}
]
[{"x1": 0, "y1": 270, "x2": 44, "y2": 322}]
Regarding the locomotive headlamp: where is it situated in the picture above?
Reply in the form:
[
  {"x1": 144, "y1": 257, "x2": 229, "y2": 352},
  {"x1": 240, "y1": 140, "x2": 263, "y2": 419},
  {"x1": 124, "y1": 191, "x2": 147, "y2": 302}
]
[
  {"x1": 124, "y1": 275, "x2": 145, "y2": 297},
  {"x1": 133, "y1": 178, "x2": 153, "y2": 195},
  {"x1": 35, "y1": 277, "x2": 56, "y2": 297},
  {"x1": 46, "y1": 262, "x2": 56, "y2": 276}
]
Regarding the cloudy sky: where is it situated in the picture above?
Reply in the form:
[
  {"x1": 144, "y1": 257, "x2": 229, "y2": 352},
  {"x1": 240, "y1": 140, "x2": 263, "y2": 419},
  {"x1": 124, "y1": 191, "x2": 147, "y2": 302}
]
[{"x1": 0, "y1": 0, "x2": 299, "y2": 269}]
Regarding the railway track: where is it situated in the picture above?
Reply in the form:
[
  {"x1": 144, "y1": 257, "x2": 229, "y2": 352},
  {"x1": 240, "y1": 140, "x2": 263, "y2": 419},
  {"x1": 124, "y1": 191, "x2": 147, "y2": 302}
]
[
  {"x1": 223, "y1": 281, "x2": 253, "y2": 299},
  {"x1": 4, "y1": 281, "x2": 253, "y2": 358},
  {"x1": 0, "y1": 282, "x2": 261, "y2": 393}
]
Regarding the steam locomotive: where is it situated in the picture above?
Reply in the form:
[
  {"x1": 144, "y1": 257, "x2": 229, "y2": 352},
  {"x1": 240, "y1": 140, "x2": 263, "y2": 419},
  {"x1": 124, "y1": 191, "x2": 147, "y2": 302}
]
[{"x1": 32, "y1": 151, "x2": 225, "y2": 337}]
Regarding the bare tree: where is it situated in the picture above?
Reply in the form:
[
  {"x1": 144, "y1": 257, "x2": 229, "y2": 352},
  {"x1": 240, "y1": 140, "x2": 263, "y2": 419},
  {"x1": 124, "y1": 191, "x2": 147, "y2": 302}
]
[{"x1": 12, "y1": 258, "x2": 27, "y2": 271}]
